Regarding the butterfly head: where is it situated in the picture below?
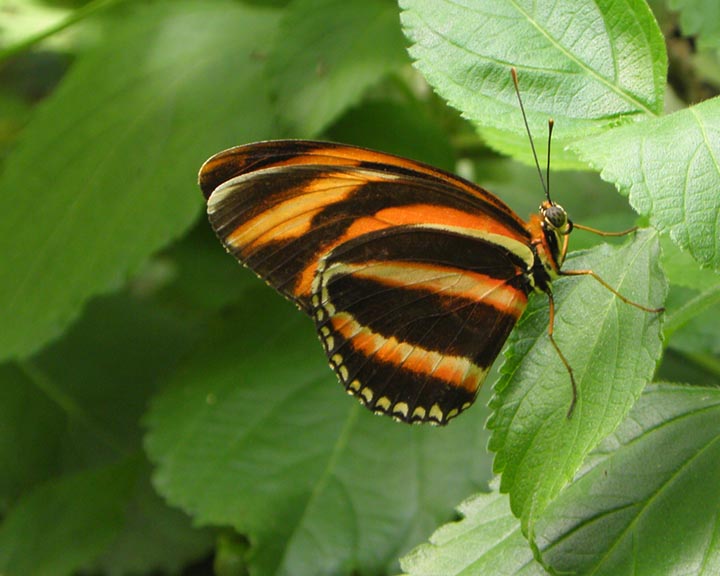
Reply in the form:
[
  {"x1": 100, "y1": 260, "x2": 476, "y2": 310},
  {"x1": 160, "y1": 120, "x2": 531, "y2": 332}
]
[
  {"x1": 538, "y1": 201, "x2": 573, "y2": 270},
  {"x1": 541, "y1": 201, "x2": 573, "y2": 236}
]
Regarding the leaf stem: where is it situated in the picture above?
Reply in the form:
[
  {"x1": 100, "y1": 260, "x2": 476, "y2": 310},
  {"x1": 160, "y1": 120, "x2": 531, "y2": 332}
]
[
  {"x1": 19, "y1": 359, "x2": 129, "y2": 455},
  {"x1": 0, "y1": 0, "x2": 125, "y2": 64},
  {"x1": 664, "y1": 284, "x2": 720, "y2": 340}
]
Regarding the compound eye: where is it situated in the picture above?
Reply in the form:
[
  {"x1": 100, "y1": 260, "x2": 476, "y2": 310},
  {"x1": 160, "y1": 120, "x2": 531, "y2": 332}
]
[{"x1": 544, "y1": 204, "x2": 568, "y2": 229}]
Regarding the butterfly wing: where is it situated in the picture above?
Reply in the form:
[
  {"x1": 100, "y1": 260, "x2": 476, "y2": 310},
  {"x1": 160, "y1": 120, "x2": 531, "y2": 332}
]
[
  {"x1": 312, "y1": 224, "x2": 531, "y2": 425},
  {"x1": 201, "y1": 140, "x2": 530, "y2": 311},
  {"x1": 201, "y1": 140, "x2": 519, "y2": 218}
]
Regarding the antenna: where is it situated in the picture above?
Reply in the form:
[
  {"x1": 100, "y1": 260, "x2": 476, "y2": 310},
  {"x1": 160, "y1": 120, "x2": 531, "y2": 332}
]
[
  {"x1": 546, "y1": 118, "x2": 554, "y2": 202},
  {"x1": 510, "y1": 68, "x2": 551, "y2": 203}
]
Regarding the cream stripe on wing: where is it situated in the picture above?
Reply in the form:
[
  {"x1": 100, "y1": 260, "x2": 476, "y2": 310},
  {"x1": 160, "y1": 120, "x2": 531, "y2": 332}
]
[
  {"x1": 328, "y1": 312, "x2": 488, "y2": 393},
  {"x1": 210, "y1": 177, "x2": 358, "y2": 249}
]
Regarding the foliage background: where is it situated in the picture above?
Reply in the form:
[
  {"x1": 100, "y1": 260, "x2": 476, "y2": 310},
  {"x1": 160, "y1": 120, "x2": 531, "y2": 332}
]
[{"x1": 0, "y1": 0, "x2": 718, "y2": 575}]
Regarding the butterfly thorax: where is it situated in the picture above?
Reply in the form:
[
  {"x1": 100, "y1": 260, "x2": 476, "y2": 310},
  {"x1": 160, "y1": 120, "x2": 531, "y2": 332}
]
[{"x1": 526, "y1": 201, "x2": 572, "y2": 294}]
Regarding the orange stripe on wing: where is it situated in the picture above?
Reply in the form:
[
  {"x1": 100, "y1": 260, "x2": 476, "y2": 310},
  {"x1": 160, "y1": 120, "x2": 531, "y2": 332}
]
[
  {"x1": 333, "y1": 261, "x2": 527, "y2": 317},
  {"x1": 257, "y1": 152, "x2": 363, "y2": 169},
  {"x1": 219, "y1": 172, "x2": 372, "y2": 253},
  {"x1": 329, "y1": 312, "x2": 487, "y2": 393},
  {"x1": 374, "y1": 204, "x2": 528, "y2": 243},
  {"x1": 339, "y1": 204, "x2": 528, "y2": 246},
  {"x1": 432, "y1": 355, "x2": 481, "y2": 392},
  {"x1": 292, "y1": 215, "x2": 393, "y2": 300}
]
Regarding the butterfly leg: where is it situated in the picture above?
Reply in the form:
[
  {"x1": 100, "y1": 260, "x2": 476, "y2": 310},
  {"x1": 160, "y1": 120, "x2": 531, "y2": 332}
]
[
  {"x1": 572, "y1": 223, "x2": 638, "y2": 237},
  {"x1": 559, "y1": 269, "x2": 665, "y2": 313},
  {"x1": 562, "y1": 224, "x2": 638, "y2": 263},
  {"x1": 546, "y1": 291, "x2": 578, "y2": 418}
]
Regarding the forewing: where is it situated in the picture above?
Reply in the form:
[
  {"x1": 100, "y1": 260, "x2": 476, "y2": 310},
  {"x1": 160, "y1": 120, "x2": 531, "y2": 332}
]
[
  {"x1": 201, "y1": 141, "x2": 530, "y2": 311},
  {"x1": 201, "y1": 140, "x2": 520, "y2": 218},
  {"x1": 312, "y1": 225, "x2": 531, "y2": 425}
]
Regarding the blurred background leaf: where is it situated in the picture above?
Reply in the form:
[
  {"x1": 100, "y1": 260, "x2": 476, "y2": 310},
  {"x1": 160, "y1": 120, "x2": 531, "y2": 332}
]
[
  {"x1": 268, "y1": 0, "x2": 408, "y2": 136},
  {"x1": 0, "y1": 0, "x2": 281, "y2": 362}
]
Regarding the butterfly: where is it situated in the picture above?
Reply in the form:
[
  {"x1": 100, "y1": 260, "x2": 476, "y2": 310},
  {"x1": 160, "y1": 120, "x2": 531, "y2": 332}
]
[{"x1": 198, "y1": 72, "x2": 662, "y2": 426}]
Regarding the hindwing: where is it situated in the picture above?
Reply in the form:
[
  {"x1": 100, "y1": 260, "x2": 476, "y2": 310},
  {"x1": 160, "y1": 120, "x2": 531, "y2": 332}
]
[{"x1": 311, "y1": 225, "x2": 531, "y2": 425}]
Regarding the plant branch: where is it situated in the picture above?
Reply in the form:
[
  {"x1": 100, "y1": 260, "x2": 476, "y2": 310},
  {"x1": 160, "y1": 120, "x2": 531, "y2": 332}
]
[{"x1": 0, "y1": 0, "x2": 125, "y2": 64}]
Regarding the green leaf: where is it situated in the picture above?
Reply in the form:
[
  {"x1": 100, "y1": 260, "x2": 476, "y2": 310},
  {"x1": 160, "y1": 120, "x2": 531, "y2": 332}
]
[
  {"x1": 0, "y1": 0, "x2": 72, "y2": 50},
  {"x1": 215, "y1": 533, "x2": 252, "y2": 576},
  {"x1": 670, "y1": 0, "x2": 720, "y2": 50},
  {"x1": 660, "y1": 235, "x2": 720, "y2": 291},
  {"x1": 534, "y1": 383, "x2": 720, "y2": 575},
  {"x1": 658, "y1": 349, "x2": 720, "y2": 387},
  {"x1": 488, "y1": 230, "x2": 666, "y2": 529},
  {"x1": 0, "y1": 288, "x2": 210, "y2": 572},
  {"x1": 664, "y1": 284, "x2": 720, "y2": 352},
  {"x1": 0, "y1": 363, "x2": 65, "y2": 510},
  {"x1": 0, "y1": 459, "x2": 138, "y2": 576},
  {"x1": 400, "y1": 0, "x2": 667, "y2": 150},
  {"x1": 401, "y1": 489, "x2": 548, "y2": 575},
  {"x1": 0, "y1": 286, "x2": 200, "y2": 497},
  {"x1": 660, "y1": 235, "x2": 720, "y2": 370},
  {"x1": 0, "y1": 0, "x2": 281, "y2": 362},
  {"x1": 32, "y1": 291, "x2": 202, "y2": 465},
  {"x1": 1, "y1": 286, "x2": 212, "y2": 574},
  {"x1": 573, "y1": 97, "x2": 720, "y2": 270},
  {"x1": 268, "y1": 0, "x2": 408, "y2": 136},
  {"x1": 148, "y1": 221, "x2": 259, "y2": 313},
  {"x1": 478, "y1": 127, "x2": 586, "y2": 171},
  {"x1": 404, "y1": 384, "x2": 720, "y2": 574},
  {"x1": 91, "y1": 463, "x2": 214, "y2": 576},
  {"x1": 145, "y1": 287, "x2": 488, "y2": 576}
]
